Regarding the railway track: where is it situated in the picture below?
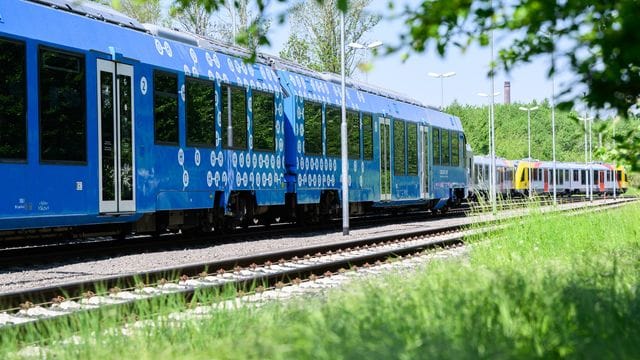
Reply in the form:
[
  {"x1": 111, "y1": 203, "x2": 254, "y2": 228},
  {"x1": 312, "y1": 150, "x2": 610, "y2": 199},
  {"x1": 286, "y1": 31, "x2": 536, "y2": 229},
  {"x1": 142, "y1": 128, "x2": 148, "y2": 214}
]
[
  {"x1": 0, "y1": 197, "x2": 636, "y2": 334},
  {"x1": 0, "y1": 195, "x2": 603, "y2": 268}
]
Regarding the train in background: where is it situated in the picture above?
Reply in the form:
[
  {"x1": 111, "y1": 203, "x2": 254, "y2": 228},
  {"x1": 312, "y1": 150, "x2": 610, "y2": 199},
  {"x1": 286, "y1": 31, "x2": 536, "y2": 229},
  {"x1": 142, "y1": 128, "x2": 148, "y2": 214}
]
[
  {"x1": 471, "y1": 155, "x2": 628, "y2": 198},
  {"x1": 0, "y1": 0, "x2": 469, "y2": 238}
]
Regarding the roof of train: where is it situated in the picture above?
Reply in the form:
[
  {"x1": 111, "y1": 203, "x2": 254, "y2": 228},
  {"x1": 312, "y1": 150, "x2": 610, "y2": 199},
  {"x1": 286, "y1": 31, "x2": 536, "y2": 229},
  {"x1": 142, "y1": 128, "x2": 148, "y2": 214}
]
[
  {"x1": 473, "y1": 155, "x2": 512, "y2": 167},
  {"x1": 10, "y1": 0, "x2": 463, "y2": 132}
]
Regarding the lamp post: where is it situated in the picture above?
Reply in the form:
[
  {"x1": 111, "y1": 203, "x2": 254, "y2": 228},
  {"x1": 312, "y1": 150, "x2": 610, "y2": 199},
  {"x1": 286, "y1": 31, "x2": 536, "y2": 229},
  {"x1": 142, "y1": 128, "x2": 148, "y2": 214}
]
[
  {"x1": 478, "y1": 91, "x2": 500, "y2": 213},
  {"x1": 428, "y1": 72, "x2": 456, "y2": 109},
  {"x1": 539, "y1": 31, "x2": 558, "y2": 205},
  {"x1": 340, "y1": 12, "x2": 349, "y2": 235},
  {"x1": 578, "y1": 115, "x2": 593, "y2": 200},
  {"x1": 348, "y1": 41, "x2": 382, "y2": 83},
  {"x1": 519, "y1": 106, "x2": 539, "y2": 199},
  {"x1": 613, "y1": 118, "x2": 617, "y2": 199},
  {"x1": 588, "y1": 116, "x2": 594, "y2": 202}
]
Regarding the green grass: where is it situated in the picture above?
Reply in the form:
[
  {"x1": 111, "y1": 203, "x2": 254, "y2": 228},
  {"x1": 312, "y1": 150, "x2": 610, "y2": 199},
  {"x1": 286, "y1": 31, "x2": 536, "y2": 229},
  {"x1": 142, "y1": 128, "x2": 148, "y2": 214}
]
[{"x1": 2, "y1": 204, "x2": 639, "y2": 359}]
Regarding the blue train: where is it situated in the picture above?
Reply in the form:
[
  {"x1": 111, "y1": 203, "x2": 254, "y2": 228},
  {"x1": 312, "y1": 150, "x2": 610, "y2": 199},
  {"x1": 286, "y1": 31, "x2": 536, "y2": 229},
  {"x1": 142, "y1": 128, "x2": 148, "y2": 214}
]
[{"x1": 0, "y1": 0, "x2": 469, "y2": 236}]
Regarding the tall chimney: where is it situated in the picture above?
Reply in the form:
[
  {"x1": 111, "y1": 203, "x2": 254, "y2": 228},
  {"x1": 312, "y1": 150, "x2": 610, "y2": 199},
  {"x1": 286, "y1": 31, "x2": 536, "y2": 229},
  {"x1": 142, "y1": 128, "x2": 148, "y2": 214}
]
[{"x1": 504, "y1": 81, "x2": 511, "y2": 104}]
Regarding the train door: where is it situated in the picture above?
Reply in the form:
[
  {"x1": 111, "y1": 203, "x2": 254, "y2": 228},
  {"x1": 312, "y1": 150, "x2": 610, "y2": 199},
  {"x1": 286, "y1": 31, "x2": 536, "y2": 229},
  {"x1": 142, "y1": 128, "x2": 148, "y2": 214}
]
[
  {"x1": 599, "y1": 171, "x2": 605, "y2": 192},
  {"x1": 97, "y1": 59, "x2": 136, "y2": 213},
  {"x1": 419, "y1": 126, "x2": 429, "y2": 198},
  {"x1": 379, "y1": 117, "x2": 391, "y2": 201},
  {"x1": 543, "y1": 169, "x2": 549, "y2": 192}
]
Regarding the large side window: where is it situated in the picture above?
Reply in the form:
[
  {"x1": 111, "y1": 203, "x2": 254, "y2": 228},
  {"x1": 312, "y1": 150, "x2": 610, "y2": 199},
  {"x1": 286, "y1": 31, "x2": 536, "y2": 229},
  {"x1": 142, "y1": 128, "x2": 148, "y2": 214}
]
[
  {"x1": 347, "y1": 110, "x2": 360, "y2": 159},
  {"x1": 0, "y1": 39, "x2": 26, "y2": 161},
  {"x1": 441, "y1": 130, "x2": 450, "y2": 166},
  {"x1": 462, "y1": 134, "x2": 467, "y2": 165},
  {"x1": 407, "y1": 123, "x2": 418, "y2": 175},
  {"x1": 451, "y1": 132, "x2": 460, "y2": 166},
  {"x1": 222, "y1": 85, "x2": 247, "y2": 149},
  {"x1": 394, "y1": 120, "x2": 405, "y2": 174},
  {"x1": 362, "y1": 113, "x2": 373, "y2": 160},
  {"x1": 186, "y1": 77, "x2": 215, "y2": 147},
  {"x1": 432, "y1": 128, "x2": 440, "y2": 166},
  {"x1": 154, "y1": 71, "x2": 179, "y2": 145},
  {"x1": 304, "y1": 101, "x2": 322, "y2": 155},
  {"x1": 39, "y1": 47, "x2": 86, "y2": 163},
  {"x1": 253, "y1": 90, "x2": 275, "y2": 151},
  {"x1": 326, "y1": 105, "x2": 341, "y2": 157}
]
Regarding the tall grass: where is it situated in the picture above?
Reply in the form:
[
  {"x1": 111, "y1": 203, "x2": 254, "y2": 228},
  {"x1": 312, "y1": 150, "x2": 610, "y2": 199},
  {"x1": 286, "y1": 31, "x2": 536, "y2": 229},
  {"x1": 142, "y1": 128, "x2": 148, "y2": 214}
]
[{"x1": 3, "y1": 204, "x2": 639, "y2": 359}]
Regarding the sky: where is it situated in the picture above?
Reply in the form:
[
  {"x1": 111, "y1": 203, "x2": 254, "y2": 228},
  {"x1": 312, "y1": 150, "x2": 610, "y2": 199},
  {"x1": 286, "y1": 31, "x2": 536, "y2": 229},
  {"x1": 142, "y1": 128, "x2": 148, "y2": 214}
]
[
  {"x1": 163, "y1": 0, "x2": 579, "y2": 109},
  {"x1": 260, "y1": 0, "x2": 581, "y2": 109}
]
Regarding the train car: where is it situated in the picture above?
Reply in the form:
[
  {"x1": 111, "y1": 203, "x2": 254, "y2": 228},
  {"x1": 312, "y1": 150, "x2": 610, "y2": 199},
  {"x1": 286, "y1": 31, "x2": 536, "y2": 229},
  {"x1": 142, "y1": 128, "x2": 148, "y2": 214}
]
[
  {"x1": 0, "y1": 0, "x2": 289, "y2": 235},
  {"x1": 470, "y1": 155, "x2": 515, "y2": 198},
  {"x1": 514, "y1": 160, "x2": 628, "y2": 196},
  {"x1": 275, "y1": 61, "x2": 468, "y2": 219},
  {"x1": 0, "y1": 0, "x2": 470, "y2": 237}
]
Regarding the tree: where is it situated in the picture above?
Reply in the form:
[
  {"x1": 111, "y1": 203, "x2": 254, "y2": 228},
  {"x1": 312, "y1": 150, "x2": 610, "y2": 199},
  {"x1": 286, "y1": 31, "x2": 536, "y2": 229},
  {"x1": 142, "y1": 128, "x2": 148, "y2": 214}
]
[
  {"x1": 118, "y1": 0, "x2": 164, "y2": 25},
  {"x1": 91, "y1": 0, "x2": 165, "y2": 25},
  {"x1": 170, "y1": 2, "x2": 213, "y2": 36},
  {"x1": 278, "y1": 0, "x2": 380, "y2": 76},
  {"x1": 209, "y1": 0, "x2": 271, "y2": 49}
]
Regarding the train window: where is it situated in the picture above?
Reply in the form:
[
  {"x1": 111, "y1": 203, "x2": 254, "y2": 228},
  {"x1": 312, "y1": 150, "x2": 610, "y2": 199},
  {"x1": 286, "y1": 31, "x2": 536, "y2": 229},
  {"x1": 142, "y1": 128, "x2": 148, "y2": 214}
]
[
  {"x1": 362, "y1": 113, "x2": 373, "y2": 160},
  {"x1": 565, "y1": 169, "x2": 569, "y2": 181},
  {"x1": 593, "y1": 171, "x2": 599, "y2": 184},
  {"x1": 573, "y1": 170, "x2": 579, "y2": 182},
  {"x1": 252, "y1": 90, "x2": 275, "y2": 152},
  {"x1": 304, "y1": 101, "x2": 322, "y2": 155},
  {"x1": 347, "y1": 110, "x2": 360, "y2": 159},
  {"x1": 39, "y1": 48, "x2": 86, "y2": 163},
  {"x1": 394, "y1": 120, "x2": 406, "y2": 174},
  {"x1": 557, "y1": 170, "x2": 563, "y2": 185},
  {"x1": 222, "y1": 85, "x2": 247, "y2": 149},
  {"x1": 462, "y1": 134, "x2": 467, "y2": 165},
  {"x1": 186, "y1": 77, "x2": 215, "y2": 147},
  {"x1": 441, "y1": 130, "x2": 450, "y2": 166},
  {"x1": 451, "y1": 132, "x2": 459, "y2": 167},
  {"x1": 432, "y1": 128, "x2": 440, "y2": 166},
  {"x1": 617, "y1": 170, "x2": 622, "y2": 181},
  {"x1": 0, "y1": 39, "x2": 26, "y2": 161},
  {"x1": 326, "y1": 105, "x2": 341, "y2": 157},
  {"x1": 154, "y1": 71, "x2": 179, "y2": 145},
  {"x1": 581, "y1": 170, "x2": 586, "y2": 185},
  {"x1": 407, "y1": 123, "x2": 418, "y2": 175}
]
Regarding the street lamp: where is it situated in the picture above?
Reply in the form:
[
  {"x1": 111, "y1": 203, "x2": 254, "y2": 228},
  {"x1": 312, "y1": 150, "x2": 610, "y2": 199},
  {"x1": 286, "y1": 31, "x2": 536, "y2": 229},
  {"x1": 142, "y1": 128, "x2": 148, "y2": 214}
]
[
  {"x1": 578, "y1": 115, "x2": 593, "y2": 201},
  {"x1": 478, "y1": 91, "x2": 500, "y2": 213},
  {"x1": 519, "y1": 106, "x2": 539, "y2": 199},
  {"x1": 540, "y1": 30, "x2": 558, "y2": 205},
  {"x1": 428, "y1": 72, "x2": 456, "y2": 109},
  {"x1": 340, "y1": 13, "x2": 349, "y2": 235},
  {"x1": 613, "y1": 117, "x2": 618, "y2": 199},
  {"x1": 348, "y1": 41, "x2": 382, "y2": 82}
]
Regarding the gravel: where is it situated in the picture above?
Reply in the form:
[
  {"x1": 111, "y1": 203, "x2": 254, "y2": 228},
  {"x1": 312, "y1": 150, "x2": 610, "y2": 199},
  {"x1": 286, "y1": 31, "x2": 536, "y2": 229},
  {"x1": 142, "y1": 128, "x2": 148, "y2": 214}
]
[{"x1": 0, "y1": 198, "x2": 626, "y2": 294}]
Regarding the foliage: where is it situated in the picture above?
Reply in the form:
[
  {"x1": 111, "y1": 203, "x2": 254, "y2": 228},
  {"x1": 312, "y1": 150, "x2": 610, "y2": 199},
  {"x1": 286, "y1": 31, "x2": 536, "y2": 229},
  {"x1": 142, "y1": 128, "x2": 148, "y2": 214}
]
[
  {"x1": 278, "y1": 0, "x2": 380, "y2": 77},
  {"x1": 446, "y1": 101, "x2": 640, "y2": 165},
  {"x1": 209, "y1": 0, "x2": 271, "y2": 49},
  {"x1": 170, "y1": 2, "x2": 214, "y2": 36},
  {"x1": 394, "y1": 0, "x2": 640, "y2": 168},
  {"x1": 92, "y1": 0, "x2": 165, "y2": 25}
]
